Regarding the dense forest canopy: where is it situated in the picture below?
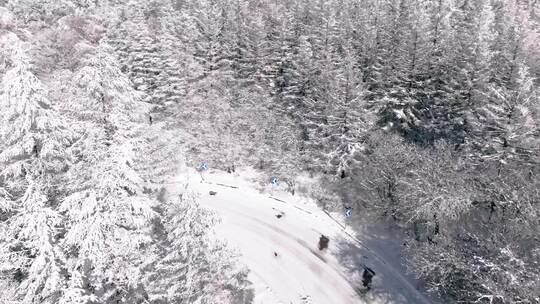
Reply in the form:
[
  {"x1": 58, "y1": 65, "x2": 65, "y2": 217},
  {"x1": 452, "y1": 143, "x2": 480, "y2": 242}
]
[{"x1": 0, "y1": 0, "x2": 539, "y2": 303}]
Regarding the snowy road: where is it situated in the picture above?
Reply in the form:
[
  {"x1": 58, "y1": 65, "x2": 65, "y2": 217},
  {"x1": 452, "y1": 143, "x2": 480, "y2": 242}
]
[{"x1": 174, "y1": 170, "x2": 434, "y2": 304}]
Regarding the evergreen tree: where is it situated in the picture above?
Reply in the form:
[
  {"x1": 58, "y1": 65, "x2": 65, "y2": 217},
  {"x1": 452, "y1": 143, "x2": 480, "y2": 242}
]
[
  {"x1": 145, "y1": 191, "x2": 253, "y2": 304},
  {"x1": 55, "y1": 43, "x2": 155, "y2": 303},
  {"x1": 467, "y1": 64, "x2": 540, "y2": 165},
  {"x1": 411, "y1": 0, "x2": 456, "y2": 143},
  {"x1": 0, "y1": 32, "x2": 73, "y2": 304},
  {"x1": 319, "y1": 24, "x2": 370, "y2": 174}
]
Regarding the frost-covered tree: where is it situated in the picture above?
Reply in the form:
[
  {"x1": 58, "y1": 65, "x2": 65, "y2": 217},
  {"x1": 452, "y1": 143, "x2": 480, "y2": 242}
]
[
  {"x1": 0, "y1": 32, "x2": 72, "y2": 194},
  {"x1": 145, "y1": 190, "x2": 253, "y2": 304},
  {"x1": 319, "y1": 37, "x2": 370, "y2": 175},
  {"x1": 403, "y1": 157, "x2": 540, "y2": 303},
  {"x1": 0, "y1": 31, "x2": 73, "y2": 304},
  {"x1": 108, "y1": 18, "x2": 188, "y2": 106},
  {"x1": 343, "y1": 131, "x2": 540, "y2": 303},
  {"x1": 466, "y1": 64, "x2": 540, "y2": 165},
  {"x1": 54, "y1": 42, "x2": 156, "y2": 303}
]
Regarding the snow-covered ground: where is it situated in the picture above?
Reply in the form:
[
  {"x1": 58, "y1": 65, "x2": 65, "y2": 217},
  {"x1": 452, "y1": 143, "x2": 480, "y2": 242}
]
[{"x1": 169, "y1": 169, "x2": 435, "y2": 304}]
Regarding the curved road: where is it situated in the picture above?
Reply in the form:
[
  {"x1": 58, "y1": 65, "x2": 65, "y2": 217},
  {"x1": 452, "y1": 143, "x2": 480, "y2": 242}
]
[{"x1": 182, "y1": 171, "x2": 433, "y2": 304}]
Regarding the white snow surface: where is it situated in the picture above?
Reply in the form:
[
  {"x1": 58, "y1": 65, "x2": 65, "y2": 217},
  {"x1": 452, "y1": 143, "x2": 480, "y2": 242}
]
[
  {"x1": 0, "y1": 7, "x2": 15, "y2": 28},
  {"x1": 168, "y1": 169, "x2": 434, "y2": 304}
]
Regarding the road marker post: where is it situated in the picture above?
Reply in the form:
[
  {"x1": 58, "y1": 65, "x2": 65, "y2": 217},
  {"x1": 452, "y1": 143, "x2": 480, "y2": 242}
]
[{"x1": 198, "y1": 162, "x2": 209, "y2": 182}]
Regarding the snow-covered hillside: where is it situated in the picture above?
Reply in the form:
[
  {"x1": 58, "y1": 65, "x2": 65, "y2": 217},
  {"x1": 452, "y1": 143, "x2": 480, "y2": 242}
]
[
  {"x1": 168, "y1": 169, "x2": 435, "y2": 304},
  {"x1": 1, "y1": 1, "x2": 538, "y2": 303}
]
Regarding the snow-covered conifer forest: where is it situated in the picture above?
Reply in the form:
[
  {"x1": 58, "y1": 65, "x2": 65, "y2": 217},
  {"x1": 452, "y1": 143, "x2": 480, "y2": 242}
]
[{"x1": 0, "y1": 0, "x2": 538, "y2": 303}]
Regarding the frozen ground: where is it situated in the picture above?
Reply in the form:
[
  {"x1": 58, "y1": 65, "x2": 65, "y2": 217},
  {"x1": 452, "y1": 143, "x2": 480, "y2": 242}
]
[{"x1": 169, "y1": 169, "x2": 435, "y2": 304}]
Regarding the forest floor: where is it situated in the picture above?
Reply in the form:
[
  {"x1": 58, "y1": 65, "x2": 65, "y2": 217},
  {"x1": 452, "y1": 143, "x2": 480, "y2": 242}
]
[{"x1": 167, "y1": 168, "x2": 436, "y2": 304}]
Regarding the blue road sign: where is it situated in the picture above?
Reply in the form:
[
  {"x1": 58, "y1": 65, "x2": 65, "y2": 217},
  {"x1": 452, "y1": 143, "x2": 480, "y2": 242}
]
[
  {"x1": 271, "y1": 177, "x2": 279, "y2": 187},
  {"x1": 199, "y1": 163, "x2": 208, "y2": 171},
  {"x1": 345, "y1": 208, "x2": 352, "y2": 218}
]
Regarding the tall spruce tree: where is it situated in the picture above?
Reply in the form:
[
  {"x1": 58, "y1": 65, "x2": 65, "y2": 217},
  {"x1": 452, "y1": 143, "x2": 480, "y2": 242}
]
[{"x1": 0, "y1": 31, "x2": 73, "y2": 304}]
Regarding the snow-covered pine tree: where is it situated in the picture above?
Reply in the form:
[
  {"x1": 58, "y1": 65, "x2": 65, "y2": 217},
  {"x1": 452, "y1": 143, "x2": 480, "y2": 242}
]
[
  {"x1": 376, "y1": 0, "x2": 432, "y2": 142},
  {"x1": 0, "y1": 31, "x2": 74, "y2": 304},
  {"x1": 189, "y1": 0, "x2": 236, "y2": 85},
  {"x1": 359, "y1": 0, "x2": 391, "y2": 102},
  {"x1": 428, "y1": 0, "x2": 489, "y2": 144},
  {"x1": 410, "y1": 0, "x2": 456, "y2": 143},
  {"x1": 466, "y1": 64, "x2": 540, "y2": 165},
  {"x1": 106, "y1": 1, "x2": 188, "y2": 108},
  {"x1": 448, "y1": 0, "x2": 495, "y2": 106},
  {"x1": 380, "y1": 0, "x2": 415, "y2": 97},
  {"x1": 55, "y1": 43, "x2": 156, "y2": 303},
  {"x1": 318, "y1": 22, "x2": 369, "y2": 175},
  {"x1": 463, "y1": 0, "x2": 539, "y2": 166},
  {"x1": 145, "y1": 189, "x2": 253, "y2": 304},
  {"x1": 227, "y1": 0, "x2": 266, "y2": 87}
]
